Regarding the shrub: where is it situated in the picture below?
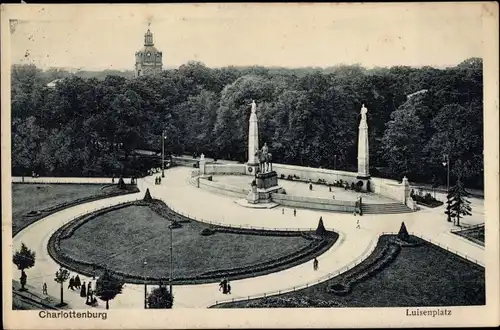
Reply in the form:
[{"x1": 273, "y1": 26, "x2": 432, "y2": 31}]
[
  {"x1": 397, "y1": 222, "x2": 410, "y2": 242},
  {"x1": 200, "y1": 228, "x2": 216, "y2": 236},
  {"x1": 280, "y1": 174, "x2": 285, "y2": 179}
]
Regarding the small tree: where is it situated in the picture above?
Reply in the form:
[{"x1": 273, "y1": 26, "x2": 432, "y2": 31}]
[
  {"x1": 315, "y1": 217, "x2": 327, "y2": 237},
  {"x1": 147, "y1": 283, "x2": 173, "y2": 309},
  {"x1": 117, "y1": 176, "x2": 126, "y2": 190},
  {"x1": 13, "y1": 243, "x2": 36, "y2": 291},
  {"x1": 397, "y1": 222, "x2": 410, "y2": 242},
  {"x1": 95, "y1": 269, "x2": 124, "y2": 310},
  {"x1": 54, "y1": 267, "x2": 70, "y2": 307},
  {"x1": 143, "y1": 188, "x2": 153, "y2": 202},
  {"x1": 447, "y1": 179, "x2": 472, "y2": 227}
]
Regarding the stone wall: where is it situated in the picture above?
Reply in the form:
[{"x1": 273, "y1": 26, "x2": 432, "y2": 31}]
[
  {"x1": 272, "y1": 163, "x2": 369, "y2": 190},
  {"x1": 271, "y1": 193, "x2": 358, "y2": 213},
  {"x1": 370, "y1": 177, "x2": 407, "y2": 204},
  {"x1": 198, "y1": 177, "x2": 248, "y2": 198},
  {"x1": 204, "y1": 164, "x2": 246, "y2": 175},
  {"x1": 190, "y1": 161, "x2": 408, "y2": 204}
]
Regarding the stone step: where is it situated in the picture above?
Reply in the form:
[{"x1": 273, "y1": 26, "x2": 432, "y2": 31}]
[{"x1": 361, "y1": 203, "x2": 413, "y2": 214}]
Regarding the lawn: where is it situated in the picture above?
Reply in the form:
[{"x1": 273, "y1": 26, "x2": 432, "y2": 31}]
[
  {"x1": 214, "y1": 235, "x2": 485, "y2": 308},
  {"x1": 453, "y1": 226, "x2": 485, "y2": 246},
  {"x1": 58, "y1": 205, "x2": 330, "y2": 283},
  {"x1": 12, "y1": 183, "x2": 111, "y2": 236}
]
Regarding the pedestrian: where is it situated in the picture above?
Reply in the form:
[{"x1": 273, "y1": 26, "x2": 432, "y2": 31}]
[
  {"x1": 356, "y1": 219, "x2": 360, "y2": 229},
  {"x1": 313, "y1": 257, "x2": 319, "y2": 271},
  {"x1": 87, "y1": 281, "x2": 92, "y2": 298},
  {"x1": 112, "y1": 175, "x2": 115, "y2": 183},
  {"x1": 68, "y1": 276, "x2": 74, "y2": 290},
  {"x1": 227, "y1": 281, "x2": 232, "y2": 294},
  {"x1": 309, "y1": 183, "x2": 313, "y2": 191},
  {"x1": 42, "y1": 282, "x2": 48, "y2": 295},
  {"x1": 282, "y1": 208, "x2": 284, "y2": 215},
  {"x1": 293, "y1": 209, "x2": 297, "y2": 217},
  {"x1": 219, "y1": 279, "x2": 225, "y2": 293},
  {"x1": 75, "y1": 275, "x2": 81, "y2": 289},
  {"x1": 80, "y1": 281, "x2": 87, "y2": 298},
  {"x1": 329, "y1": 185, "x2": 332, "y2": 192},
  {"x1": 332, "y1": 195, "x2": 335, "y2": 200}
]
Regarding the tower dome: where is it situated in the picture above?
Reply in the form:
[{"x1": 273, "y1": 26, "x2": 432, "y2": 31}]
[{"x1": 135, "y1": 28, "x2": 163, "y2": 77}]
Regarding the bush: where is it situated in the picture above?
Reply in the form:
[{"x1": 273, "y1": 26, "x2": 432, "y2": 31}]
[
  {"x1": 280, "y1": 174, "x2": 285, "y2": 179},
  {"x1": 168, "y1": 221, "x2": 182, "y2": 229},
  {"x1": 200, "y1": 228, "x2": 216, "y2": 236}
]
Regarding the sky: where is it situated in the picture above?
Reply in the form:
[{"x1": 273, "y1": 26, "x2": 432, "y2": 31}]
[{"x1": 7, "y1": 3, "x2": 485, "y2": 71}]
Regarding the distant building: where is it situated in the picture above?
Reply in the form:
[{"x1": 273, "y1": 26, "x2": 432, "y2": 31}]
[
  {"x1": 406, "y1": 89, "x2": 428, "y2": 100},
  {"x1": 46, "y1": 79, "x2": 62, "y2": 88},
  {"x1": 135, "y1": 28, "x2": 163, "y2": 77}
]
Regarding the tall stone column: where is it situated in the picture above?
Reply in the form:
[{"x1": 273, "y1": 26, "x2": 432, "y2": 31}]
[
  {"x1": 247, "y1": 100, "x2": 259, "y2": 165},
  {"x1": 357, "y1": 104, "x2": 370, "y2": 178}
]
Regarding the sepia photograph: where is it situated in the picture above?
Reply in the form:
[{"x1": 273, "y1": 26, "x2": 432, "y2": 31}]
[{"x1": 2, "y1": 2, "x2": 499, "y2": 329}]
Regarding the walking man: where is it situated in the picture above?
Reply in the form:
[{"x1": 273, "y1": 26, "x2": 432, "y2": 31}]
[
  {"x1": 356, "y1": 219, "x2": 360, "y2": 229},
  {"x1": 42, "y1": 282, "x2": 48, "y2": 295},
  {"x1": 293, "y1": 209, "x2": 297, "y2": 217},
  {"x1": 282, "y1": 208, "x2": 284, "y2": 215},
  {"x1": 313, "y1": 257, "x2": 319, "y2": 271}
]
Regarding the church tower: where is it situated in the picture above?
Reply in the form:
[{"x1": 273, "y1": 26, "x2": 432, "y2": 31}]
[{"x1": 135, "y1": 28, "x2": 163, "y2": 77}]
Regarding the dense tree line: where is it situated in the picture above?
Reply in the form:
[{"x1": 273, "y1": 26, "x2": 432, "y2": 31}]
[{"x1": 11, "y1": 58, "x2": 483, "y2": 188}]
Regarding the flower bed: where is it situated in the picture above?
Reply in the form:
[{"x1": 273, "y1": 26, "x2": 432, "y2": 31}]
[
  {"x1": 48, "y1": 199, "x2": 338, "y2": 285},
  {"x1": 327, "y1": 241, "x2": 402, "y2": 295}
]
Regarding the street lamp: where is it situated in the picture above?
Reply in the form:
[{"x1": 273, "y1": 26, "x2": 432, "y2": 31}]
[
  {"x1": 144, "y1": 248, "x2": 148, "y2": 309},
  {"x1": 162, "y1": 130, "x2": 166, "y2": 178},
  {"x1": 442, "y1": 154, "x2": 451, "y2": 222},
  {"x1": 169, "y1": 224, "x2": 173, "y2": 297},
  {"x1": 334, "y1": 154, "x2": 337, "y2": 170}
]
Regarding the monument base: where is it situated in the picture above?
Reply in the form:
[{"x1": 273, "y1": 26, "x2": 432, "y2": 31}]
[
  {"x1": 245, "y1": 163, "x2": 259, "y2": 176},
  {"x1": 245, "y1": 170, "x2": 284, "y2": 205}
]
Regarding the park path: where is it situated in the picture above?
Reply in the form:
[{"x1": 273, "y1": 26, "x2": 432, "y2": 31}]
[{"x1": 10, "y1": 167, "x2": 485, "y2": 309}]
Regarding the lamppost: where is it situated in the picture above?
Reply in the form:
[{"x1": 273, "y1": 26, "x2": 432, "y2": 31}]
[
  {"x1": 169, "y1": 224, "x2": 173, "y2": 297},
  {"x1": 442, "y1": 154, "x2": 451, "y2": 222},
  {"x1": 162, "y1": 130, "x2": 166, "y2": 178},
  {"x1": 144, "y1": 248, "x2": 148, "y2": 309},
  {"x1": 334, "y1": 154, "x2": 337, "y2": 170}
]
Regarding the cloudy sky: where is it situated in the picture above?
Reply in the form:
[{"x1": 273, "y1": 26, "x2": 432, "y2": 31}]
[{"x1": 8, "y1": 3, "x2": 484, "y2": 71}]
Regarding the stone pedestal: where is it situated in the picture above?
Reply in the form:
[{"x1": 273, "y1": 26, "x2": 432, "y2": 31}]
[
  {"x1": 256, "y1": 171, "x2": 279, "y2": 189},
  {"x1": 248, "y1": 101, "x2": 259, "y2": 165},
  {"x1": 199, "y1": 155, "x2": 206, "y2": 176},
  {"x1": 402, "y1": 176, "x2": 411, "y2": 205},
  {"x1": 245, "y1": 163, "x2": 259, "y2": 176},
  {"x1": 357, "y1": 104, "x2": 370, "y2": 179},
  {"x1": 245, "y1": 171, "x2": 284, "y2": 204}
]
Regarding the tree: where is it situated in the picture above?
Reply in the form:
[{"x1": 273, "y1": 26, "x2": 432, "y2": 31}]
[
  {"x1": 147, "y1": 283, "x2": 173, "y2": 309},
  {"x1": 12, "y1": 243, "x2": 36, "y2": 291},
  {"x1": 397, "y1": 222, "x2": 410, "y2": 242},
  {"x1": 95, "y1": 269, "x2": 124, "y2": 309},
  {"x1": 54, "y1": 267, "x2": 70, "y2": 307},
  {"x1": 445, "y1": 179, "x2": 472, "y2": 227},
  {"x1": 381, "y1": 95, "x2": 427, "y2": 179}
]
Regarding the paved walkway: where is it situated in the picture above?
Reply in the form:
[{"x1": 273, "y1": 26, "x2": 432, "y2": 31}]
[{"x1": 11, "y1": 167, "x2": 485, "y2": 309}]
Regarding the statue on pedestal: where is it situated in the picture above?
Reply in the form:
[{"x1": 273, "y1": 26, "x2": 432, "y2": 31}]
[
  {"x1": 250, "y1": 100, "x2": 257, "y2": 114},
  {"x1": 255, "y1": 142, "x2": 272, "y2": 173},
  {"x1": 360, "y1": 104, "x2": 368, "y2": 121}
]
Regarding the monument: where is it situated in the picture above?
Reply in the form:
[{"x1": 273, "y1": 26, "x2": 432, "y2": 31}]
[
  {"x1": 357, "y1": 104, "x2": 370, "y2": 179},
  {"x1": 244, "y1": 101, "x2": 284, "y2": 205},
  {"x1": 246, "y1": 100, "x2": 260, "y2": 175}
]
